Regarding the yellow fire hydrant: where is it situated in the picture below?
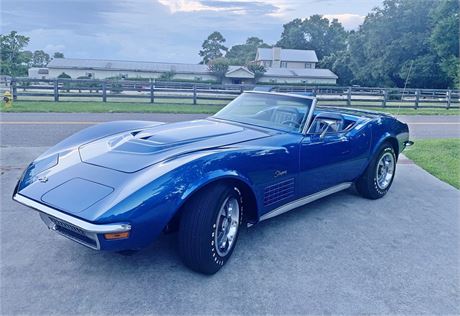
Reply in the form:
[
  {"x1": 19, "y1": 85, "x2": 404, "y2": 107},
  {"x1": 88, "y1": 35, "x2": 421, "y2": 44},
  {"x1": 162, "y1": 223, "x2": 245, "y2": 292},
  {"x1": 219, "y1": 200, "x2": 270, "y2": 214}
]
[{"x1": 3, "y1": 91, "x2": 12, "y2": 108}]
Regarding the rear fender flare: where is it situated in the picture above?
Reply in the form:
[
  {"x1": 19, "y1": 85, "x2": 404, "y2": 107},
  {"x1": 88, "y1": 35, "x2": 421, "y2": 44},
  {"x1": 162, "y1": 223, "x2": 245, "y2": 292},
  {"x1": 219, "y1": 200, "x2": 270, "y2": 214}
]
[{"x1": 372, "y1": 133, "x2": 399, "y2": 158}]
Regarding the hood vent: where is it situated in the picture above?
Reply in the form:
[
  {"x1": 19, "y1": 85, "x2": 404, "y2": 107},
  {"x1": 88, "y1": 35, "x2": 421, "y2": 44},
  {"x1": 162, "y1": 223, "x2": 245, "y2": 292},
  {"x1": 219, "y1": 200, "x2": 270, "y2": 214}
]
[{"x1": 79, "y1": 119, "x2": 270, "y2": 173}]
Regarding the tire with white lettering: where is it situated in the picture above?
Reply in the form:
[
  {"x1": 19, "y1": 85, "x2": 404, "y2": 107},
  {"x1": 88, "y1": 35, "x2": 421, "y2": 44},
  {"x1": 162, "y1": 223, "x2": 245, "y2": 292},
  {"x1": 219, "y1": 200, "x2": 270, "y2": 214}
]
[
  {"x1": 179, "y1": 183, "x2": 242, "y2": 275},
  {"x1": 356, "y1": 143, "x2": 396, "y2": 199}
]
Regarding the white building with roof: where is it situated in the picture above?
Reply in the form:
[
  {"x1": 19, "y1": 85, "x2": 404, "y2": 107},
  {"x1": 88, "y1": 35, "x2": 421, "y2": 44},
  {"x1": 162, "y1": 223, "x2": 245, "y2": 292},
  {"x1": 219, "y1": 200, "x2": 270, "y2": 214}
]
[
  {"x1": 255, "y1": 47, "x2": 318, "y2": 69},
  {"x1": 39, "y1": 50, "x2": 337, "y2": 85}
]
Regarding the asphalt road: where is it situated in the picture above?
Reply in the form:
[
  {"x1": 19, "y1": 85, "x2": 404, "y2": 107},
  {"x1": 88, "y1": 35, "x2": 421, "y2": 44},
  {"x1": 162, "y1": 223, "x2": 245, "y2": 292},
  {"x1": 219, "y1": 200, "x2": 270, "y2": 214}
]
[
  {"x1": 0, "y1": 113, "x2": 459, "y2": 147},
  {"x1": 1, "y1": 113, "x2": 459, "y2": 314}
]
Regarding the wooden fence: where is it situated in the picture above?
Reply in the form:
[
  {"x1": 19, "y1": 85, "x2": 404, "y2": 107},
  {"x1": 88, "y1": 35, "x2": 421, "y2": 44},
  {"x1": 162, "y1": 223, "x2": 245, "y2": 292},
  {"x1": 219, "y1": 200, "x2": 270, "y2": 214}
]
[{"x1": 10, "y1": 78, "x2": 460, "y2": 109}]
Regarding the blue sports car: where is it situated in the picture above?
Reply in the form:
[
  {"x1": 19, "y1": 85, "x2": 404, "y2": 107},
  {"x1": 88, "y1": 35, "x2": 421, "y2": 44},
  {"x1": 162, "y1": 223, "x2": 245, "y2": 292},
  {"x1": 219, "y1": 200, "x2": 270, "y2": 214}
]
[{"x1": 13, "y1": 91, "x2": 411, "y2": 274}]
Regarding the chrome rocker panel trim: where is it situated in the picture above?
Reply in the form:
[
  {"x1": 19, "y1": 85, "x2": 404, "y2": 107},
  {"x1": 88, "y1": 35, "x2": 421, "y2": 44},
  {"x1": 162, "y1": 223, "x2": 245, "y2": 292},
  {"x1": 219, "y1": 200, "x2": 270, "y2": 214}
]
[
  {"x1": 259, "y1": 182, "x2": 352, "y2": 222},
  {"x1": 13, "y1": 193, "x2": 131, "y2": 250}
]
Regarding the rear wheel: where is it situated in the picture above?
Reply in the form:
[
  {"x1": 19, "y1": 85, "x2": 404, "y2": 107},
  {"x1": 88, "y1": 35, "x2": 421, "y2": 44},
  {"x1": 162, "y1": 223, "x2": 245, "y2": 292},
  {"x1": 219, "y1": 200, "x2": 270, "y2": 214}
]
[
  {"x1": 178, "y1": 183, "x2": 242, "y2": 274},
  {"x1": 356, "y1": 143, "x2": 396, "y2": 199}
]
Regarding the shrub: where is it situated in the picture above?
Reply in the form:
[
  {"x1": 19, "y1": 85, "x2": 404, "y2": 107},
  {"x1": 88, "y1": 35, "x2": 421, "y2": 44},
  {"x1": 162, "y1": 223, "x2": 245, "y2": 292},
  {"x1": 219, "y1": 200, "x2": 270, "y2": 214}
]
[
  {"x1": 159, "y1": 70, "x2": 176, "y2": 81},
  {"x1": 57, "y1": 72, "x2": 71, "y2": 79},
  {"x1": 208, "y1": 58, "x2": 230, "y2": 83}
]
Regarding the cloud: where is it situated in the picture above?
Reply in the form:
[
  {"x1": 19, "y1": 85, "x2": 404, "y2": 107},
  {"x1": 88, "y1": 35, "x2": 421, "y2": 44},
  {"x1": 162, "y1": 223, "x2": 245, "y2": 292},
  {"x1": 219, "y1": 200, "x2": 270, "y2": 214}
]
[
  {"x1": 44, "y1": 44, "x2": 66, "y2": 53},
  {"x1": 1, "y1": 0, "x2": 382, "y2": 63},
  {"x1": 323, "y1": 13, "x2": 365, "y2": 29},
  {"x1": 157, "y1": 0, "x2": 280, "y2": 15}
]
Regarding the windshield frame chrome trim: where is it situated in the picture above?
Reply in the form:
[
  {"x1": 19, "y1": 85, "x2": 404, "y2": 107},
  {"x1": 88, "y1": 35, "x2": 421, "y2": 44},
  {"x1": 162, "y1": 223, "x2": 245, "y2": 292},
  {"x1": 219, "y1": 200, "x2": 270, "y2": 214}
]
[{"x1": 212, "y1": 91, "x2": 317, "y2": 135}]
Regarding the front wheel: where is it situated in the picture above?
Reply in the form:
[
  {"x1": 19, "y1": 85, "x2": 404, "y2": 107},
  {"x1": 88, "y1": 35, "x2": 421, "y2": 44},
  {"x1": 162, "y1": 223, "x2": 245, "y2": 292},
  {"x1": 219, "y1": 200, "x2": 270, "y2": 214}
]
[
  {"x1": 178, "y1": 184, "x2": 242, "y2": 274},
  {"x1": 356, "y1": 143, "x2": 396, "y2": 199}
]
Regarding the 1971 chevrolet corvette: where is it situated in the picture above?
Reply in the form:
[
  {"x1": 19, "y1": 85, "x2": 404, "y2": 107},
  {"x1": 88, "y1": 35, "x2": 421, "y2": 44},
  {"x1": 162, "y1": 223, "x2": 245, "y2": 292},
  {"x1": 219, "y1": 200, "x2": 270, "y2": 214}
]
[{"x1": 13, "y1": 91, "x2": 411, "y2": 274}]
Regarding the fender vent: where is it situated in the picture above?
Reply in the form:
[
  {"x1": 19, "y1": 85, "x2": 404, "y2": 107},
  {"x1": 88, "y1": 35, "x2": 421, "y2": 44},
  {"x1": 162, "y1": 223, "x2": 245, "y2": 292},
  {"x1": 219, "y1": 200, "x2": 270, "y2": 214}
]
[{"x1": 264, "y1": 178, "x2": 295, "y2": 207}]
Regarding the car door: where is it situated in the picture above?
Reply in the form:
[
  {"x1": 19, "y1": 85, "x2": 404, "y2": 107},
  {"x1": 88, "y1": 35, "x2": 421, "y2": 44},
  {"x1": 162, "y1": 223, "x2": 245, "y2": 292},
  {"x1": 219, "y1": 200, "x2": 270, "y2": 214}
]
[{"x1": 298, "y1": 114, "x2": 370, "y2": 196}]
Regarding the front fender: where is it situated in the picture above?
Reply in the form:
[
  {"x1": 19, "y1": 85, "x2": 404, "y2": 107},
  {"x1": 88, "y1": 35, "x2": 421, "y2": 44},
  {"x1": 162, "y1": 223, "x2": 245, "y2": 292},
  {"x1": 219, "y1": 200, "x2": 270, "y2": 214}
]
[
  {"x1": 178, "y1": 170, "x2": 255, "y2": 211},
  {"x1": 93, "y1": 146, "x2": 288, "y2": 250}
]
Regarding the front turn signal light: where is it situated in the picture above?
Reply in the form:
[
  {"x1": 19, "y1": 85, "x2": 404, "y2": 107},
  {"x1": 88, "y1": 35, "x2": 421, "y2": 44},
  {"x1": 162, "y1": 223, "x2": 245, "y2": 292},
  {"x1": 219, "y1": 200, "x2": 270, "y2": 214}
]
[{"x1": 104, "y1": 232, "x2": 130, "y2": 240}]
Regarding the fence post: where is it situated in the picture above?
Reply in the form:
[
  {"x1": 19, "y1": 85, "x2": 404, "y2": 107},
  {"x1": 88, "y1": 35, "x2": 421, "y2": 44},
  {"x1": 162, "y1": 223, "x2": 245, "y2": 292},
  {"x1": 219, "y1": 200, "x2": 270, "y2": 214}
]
[
  {"x1": 54, "y1": 79, "x2": 59, "y2": 102},
  {"x1": 415, "y1": 89, "x2": 420, "y2": 109},
  {"x1": 382, "y1": 89, "x2": 388, "y2": 108},
  {"x1": 347, "y1": 87, "x2": 352, "y2": 106},
  {"x1": 150, "y1": 83, "x2": 155, "y2": 103},
  {"x1": 240, "y1": 85, "x2": 243, "y2": 94},
  {"x1": 193, "y1": 84, "x2": 197, "y2": 105},
  {"x1": 447, "y1": 90, "x2": 451, "y2": 109},
  {"x1": 11, "y1": 78, "x2": 17, "y2": 100},
  {"x1": 102, "y1": 81, "x2": 107, "y2": 102}
]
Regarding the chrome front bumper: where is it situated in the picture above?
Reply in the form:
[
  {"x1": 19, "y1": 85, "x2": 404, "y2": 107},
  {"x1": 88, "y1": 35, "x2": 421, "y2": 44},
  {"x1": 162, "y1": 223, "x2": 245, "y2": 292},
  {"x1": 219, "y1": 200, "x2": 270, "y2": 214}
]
[{"x1": 13, "y1": 194, "x2": 131, "y2": 250}]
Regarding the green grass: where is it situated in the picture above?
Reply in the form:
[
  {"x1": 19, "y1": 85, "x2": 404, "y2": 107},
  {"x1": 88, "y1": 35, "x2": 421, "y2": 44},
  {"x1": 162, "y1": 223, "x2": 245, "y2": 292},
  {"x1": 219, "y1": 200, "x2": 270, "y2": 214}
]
[
  {"x1": 404, "y1": 139, "x2": 460, "y2": 189},
  {"x1": 361, "y1": 107, "x2": 460, "y2": 115},
  {"x1": 1, "y1": 100, "x2": 459, "y2": 115},
  {"x1": 1, "y1": 101, "x2": 224, "y2": 114}
]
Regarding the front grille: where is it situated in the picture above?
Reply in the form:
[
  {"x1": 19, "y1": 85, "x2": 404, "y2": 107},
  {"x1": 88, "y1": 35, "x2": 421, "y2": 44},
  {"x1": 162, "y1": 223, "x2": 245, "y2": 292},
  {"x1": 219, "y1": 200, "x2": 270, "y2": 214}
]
[
  {"x1": 49, "y1": 217, "x2": 85, "y2": 235},
  {"x1": 49, "y1": 217, "x2": 97, "y2": 248},
  {"x1": 54, "y1": 225, "x2": 98, "y2": 248}
]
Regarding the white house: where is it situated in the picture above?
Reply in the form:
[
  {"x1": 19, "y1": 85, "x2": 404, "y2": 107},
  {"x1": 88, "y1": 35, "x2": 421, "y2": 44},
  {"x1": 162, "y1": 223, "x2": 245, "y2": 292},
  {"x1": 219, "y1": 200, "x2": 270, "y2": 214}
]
[
  {"x1": 40, "y1": 51, "x2": 337, "y2": 85},
  {"x1": 255, "y1": 47, "x2": 318, "y2": 69}
]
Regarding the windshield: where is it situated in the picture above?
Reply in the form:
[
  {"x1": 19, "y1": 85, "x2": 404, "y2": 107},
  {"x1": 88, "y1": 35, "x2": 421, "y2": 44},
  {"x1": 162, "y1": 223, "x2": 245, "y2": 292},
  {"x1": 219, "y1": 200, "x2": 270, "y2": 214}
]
[{"x1": 213, "y1": 92, "x2": 313, "y2": 133}]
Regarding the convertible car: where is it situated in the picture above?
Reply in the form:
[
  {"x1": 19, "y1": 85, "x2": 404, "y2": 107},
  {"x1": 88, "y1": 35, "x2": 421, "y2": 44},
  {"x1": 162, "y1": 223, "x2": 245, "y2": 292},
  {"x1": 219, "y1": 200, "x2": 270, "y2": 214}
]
[{"x1": 13, "y1": 91, "x2": 411, "y2": 274}]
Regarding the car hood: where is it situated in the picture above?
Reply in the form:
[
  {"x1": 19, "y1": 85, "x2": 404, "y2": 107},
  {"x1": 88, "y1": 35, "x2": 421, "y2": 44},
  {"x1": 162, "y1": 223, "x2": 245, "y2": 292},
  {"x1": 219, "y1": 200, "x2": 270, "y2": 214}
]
[{"x1": 79, "y1": 118, "x2": 270, "y2": 172}]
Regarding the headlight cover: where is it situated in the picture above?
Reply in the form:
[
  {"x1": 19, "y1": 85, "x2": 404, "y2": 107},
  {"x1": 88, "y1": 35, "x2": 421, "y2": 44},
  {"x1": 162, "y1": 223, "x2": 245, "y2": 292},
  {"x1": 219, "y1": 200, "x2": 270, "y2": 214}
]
[{"x1": 18, "y1": 154, "x2": 59, "y2": 190}]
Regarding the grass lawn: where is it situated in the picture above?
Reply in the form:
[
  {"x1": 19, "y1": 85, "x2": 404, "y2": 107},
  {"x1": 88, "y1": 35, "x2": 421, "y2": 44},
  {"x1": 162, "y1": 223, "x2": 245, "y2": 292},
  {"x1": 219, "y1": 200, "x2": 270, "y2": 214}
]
[
  {"x1": 404, "y1": 138, "x2": 460, "y2": 189},
  {"x1": 1, "y1": 100, "x2": 459, "y2": 115},
  {"x1": 360, "y1": 107, "x2": 460, "y2": 116},
  {"x1": 1, "y1": 101, "x2": 223, "y2": 114}
]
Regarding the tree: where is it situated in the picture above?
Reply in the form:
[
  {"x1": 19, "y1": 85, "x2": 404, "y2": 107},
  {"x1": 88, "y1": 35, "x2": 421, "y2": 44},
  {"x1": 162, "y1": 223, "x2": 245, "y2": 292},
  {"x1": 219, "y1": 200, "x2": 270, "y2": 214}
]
[
  {"x1": 53, "y1": 52, "x2": 64, "y2": 58},
  {"x1": 398, "y1": 55, "x2": 449, "y2": 89},
  {"x1": 0, "y1": 31, "x2": 31, "y2": 76},
  {"x1": 319, "y1": 52, "x2": 354, "y2": 86},
  {"x1": 32, "y1": 50, "x2": 50, "y2": 67},
  {"x1": 199, "y1": 31, "x2": 228, "y2": 64},
  {"x1": 247, "y1": 63, "x2": 266, "y2": 82},
  {"x1": 208, "y1": 57, "x2": 230, "y2": 82},
  {"x1": 276, "y1": 15, "x2": 348, "y2": 60},
  {"x1": 22, "y1": 50, "x2": 33, "y2": 66},
  {"x1": 226, "y1": 37, "x2": 270, "y2": 65},
  {"x1": 344, "y1": 0, "x2": 448, "y2": 88},
  {"x1": 158, "y1": 70, "x2": 176, "y2": 81},
  {"x1": 429, "y1": 0, "x2": 459, "y2": 87},
  {"x1": 276, "y1": 19, "x2": 307, "y2": 50}
]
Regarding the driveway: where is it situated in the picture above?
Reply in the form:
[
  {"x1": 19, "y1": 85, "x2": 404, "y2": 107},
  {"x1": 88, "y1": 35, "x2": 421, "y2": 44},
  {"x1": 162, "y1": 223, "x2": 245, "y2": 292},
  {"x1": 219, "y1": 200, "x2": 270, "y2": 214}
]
[{"x1": 1, "y1": 113, "x2": 459, "y2": 314}]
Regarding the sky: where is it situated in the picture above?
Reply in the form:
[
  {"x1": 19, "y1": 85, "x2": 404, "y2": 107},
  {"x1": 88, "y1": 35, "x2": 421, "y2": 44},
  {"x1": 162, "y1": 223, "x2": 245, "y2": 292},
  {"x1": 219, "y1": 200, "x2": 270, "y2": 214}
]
[{"x1": 1, "y1": 0, "x2": 383, "y2": 64}]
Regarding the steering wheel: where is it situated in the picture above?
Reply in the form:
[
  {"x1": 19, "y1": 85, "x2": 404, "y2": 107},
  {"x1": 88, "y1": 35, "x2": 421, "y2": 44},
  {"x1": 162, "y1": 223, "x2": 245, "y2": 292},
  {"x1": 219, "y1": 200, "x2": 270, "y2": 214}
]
[
  {"x1": 281, "y1": 120, "x2": 300, "y2": 128},
  {"x1": 272, "y1": 106, "x2": 301, "y2": 128}
]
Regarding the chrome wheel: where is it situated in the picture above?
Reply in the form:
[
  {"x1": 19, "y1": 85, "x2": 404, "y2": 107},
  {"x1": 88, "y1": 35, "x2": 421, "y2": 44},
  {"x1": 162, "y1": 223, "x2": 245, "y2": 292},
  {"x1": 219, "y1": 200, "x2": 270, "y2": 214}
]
[
  {"x1": 214, "y1": 197, "x2": 240, "y2": 257},
  {"x1": 376, "y1": 152, "x2": 395, "y2": 190}
]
